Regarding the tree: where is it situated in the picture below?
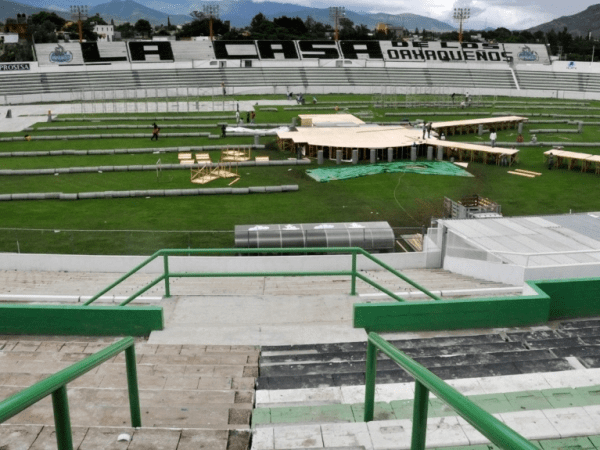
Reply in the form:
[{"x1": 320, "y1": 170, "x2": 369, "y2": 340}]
[
  {"x1": 134, "y1": 19, "x2": 153, "y2": 38},
  {"x1": 250, "y1": 13, "x2": 268, "y2": 31},
  {"x1": 304, "y1": 16, "x2": 330, "y2": 39},
  {"x1": 29, "y1": 21, "x2": 60, "y2": 43},
  {"x1": 29, "y1": 11, "x2": 66, "y2": 30},
  {"x1": 115, "y1": 22, "x2": 135, "y2": 39},
  {"x1": 177, "y1": 16, "x2": 228, "y2": 38},
  {"x1": 63, "y1": 19, "x2": 98, "y2": 41},
  {"x1": 0, "y1": 41, "x2": 33, "y2": 62},
  {"x1": 88, "y1": 13, "x2": 107, "y2": 26},
  {"x1": 533, "y1": 30, "x2": 544, "y2": 42},
  {"x1": 273, "y1": 16, "x2": 307, "y2": 37}
]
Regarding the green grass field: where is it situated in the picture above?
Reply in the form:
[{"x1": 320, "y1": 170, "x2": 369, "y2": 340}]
[{"x1": 1, "y1": 94, "x2": 599, "y2": 255}]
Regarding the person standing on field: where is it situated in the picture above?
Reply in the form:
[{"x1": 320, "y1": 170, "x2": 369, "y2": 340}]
[{"x1": 151, "y1": 123, "x2": 160, "y2": 141}]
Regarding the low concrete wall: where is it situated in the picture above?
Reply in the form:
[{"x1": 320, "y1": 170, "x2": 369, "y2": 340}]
[
  {"x1": 0, "y1": 250, "x2": 437, "y2": 274},
  {"x1": 444, "y1": 256, "x2": 525, "y2": 285},
  {"x1": 444, "y1": 256, "x2": 600, "y2": 286}
]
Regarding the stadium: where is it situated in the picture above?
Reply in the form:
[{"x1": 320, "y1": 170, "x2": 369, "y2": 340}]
[{"x1": 1, "y1": 36, "x2": 600, "y2": 450}]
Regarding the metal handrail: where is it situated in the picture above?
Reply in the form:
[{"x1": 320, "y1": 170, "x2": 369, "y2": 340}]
[
  {"x1": 364, "y1": 332, "x2": 537, "y2": 450},
  {"x1": 0, "y1": 337, "x2": 141, "y2": 450},
  {"x1": 83, "y1": 247, "x2": 441, "y2": 307}
]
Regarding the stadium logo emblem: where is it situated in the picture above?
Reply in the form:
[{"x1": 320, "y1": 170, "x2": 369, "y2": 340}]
[
  {"x1": 49, "y1": 44, "x2": 73, "y2": 63},
  {"x1": 567, "y1": 61, "x2": 577, "y2": 69},
  {"x1": 518, "y1": 45, "x2": 539, "y2": 62}
]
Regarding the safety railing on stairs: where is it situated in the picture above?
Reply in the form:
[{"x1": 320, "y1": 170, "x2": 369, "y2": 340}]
[
  {"x1": 83, "y1": 247, "x2": 441, "y2": 307},
  {"x1": 0, "y1": 337, "x2": 141, "y2": 450},
  {"x1": 364, "y1": 332, "x2": 538, "y2": 450}
]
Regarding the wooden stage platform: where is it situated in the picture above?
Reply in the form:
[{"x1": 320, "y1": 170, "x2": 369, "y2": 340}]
[
  {"x1": 545, "y1": 149, "x2": 600, "y2": 173},
  {"x1": 432, "y1": 116, "x2": 528, "y2": 136},
  {"x1": 277, "y1": 114, "x2": 522, "y2": 165}
]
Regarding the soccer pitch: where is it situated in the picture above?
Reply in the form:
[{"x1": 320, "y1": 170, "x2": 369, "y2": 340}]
[{"x1": 0, "y1": 94, "x2": 598, "y2": 255}]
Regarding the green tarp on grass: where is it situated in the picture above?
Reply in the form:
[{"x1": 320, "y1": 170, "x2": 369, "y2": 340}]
[{"x1": 306, "y1": 161, "x2": 473, "y2": 182}]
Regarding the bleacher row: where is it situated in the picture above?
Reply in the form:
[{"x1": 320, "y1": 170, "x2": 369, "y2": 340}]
[
  {"x1": 251, "y1": 318, "x2": 600, "y2": 449},
  {"x1": 515, "y1": 71, "x2": 600, "y2": 93},
  {"x1": 0, "y1": 67, "x2": 517, "y2": 97},
  {"x1": 4, "y1": 66, "x2": 600, "y2": 98}
]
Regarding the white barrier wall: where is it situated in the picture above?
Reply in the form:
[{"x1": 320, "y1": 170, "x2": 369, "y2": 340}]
[{"x1": 0, "y1": 250, "x2": 439, "y2": 274}]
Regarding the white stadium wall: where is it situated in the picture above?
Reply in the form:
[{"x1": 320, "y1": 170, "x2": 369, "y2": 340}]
[
  {"x1": 31, "y1": 40, "x2": 550, "y2": 67},
  {"x1": 2, "y1": 40, "x2": 600, "y2": 104}
]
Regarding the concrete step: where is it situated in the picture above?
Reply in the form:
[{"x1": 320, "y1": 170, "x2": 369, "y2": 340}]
[
  {"x1": 256, "y1": 322, "x2": 600, "y2": 391},
  {"x1": 0, "y1": 268, "x2": 515, "y2": 301},
  {"x1": 250, "y1": 410, "x2": 600, "y2": 450},
  {"x1": 0, "y1": 424, "x2": 251, "y2": 450},
  {"x1": 6, "y1": 403, "x2": 252, "y2": 429},
  {"x1": 0, "y1": 338, "x2": 258, "y2": 433}
]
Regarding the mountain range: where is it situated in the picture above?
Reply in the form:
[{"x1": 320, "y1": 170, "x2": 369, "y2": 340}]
[
  {"x1": 6, "y1": 0, "x2": 595, "y2": 36},
  {"x1": 526, "y1": 4, "x2": 600, "y2": 38},
  {"x1": 0, "y1": 0, "x2": 456, "y2": 30}
]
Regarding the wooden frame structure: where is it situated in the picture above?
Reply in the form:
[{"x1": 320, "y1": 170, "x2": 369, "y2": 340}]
[
  {"x1": 545, "y1": 149, "x2": 600, "y2": 173},
  {"x1": 190, "y1": 157, "x2": 239, "y2": 185},
  {"x1": 432, "y1": 116, "x2": 528, "y2": 136},
  {"x1": 221, "y1": 147, "x2": 251, "y2": 162},
  {"x1": 277, "y1": 114, "x2": 523, "y2": 166},
  {"x1": 442, "y1": 141, "x2": 519, "y2": 166}
]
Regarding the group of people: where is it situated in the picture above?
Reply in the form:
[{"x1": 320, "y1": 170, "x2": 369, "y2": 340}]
[
  {"x1": 234, "y1": 110, "x2": 256, "y2": 124},
  {"x1": 285, "y1": 90, "x2": 319, "y2": 105}
]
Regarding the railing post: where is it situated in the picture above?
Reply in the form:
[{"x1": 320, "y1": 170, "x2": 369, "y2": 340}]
[
  {"x1": 52, "y1": 386, "x2": 73, "y2": 450},
  {"x1": 125, "y1": 345, "x2": 142, "y2": 428},
  {"x1": 351, "y1": 250, "x2": 357, "y2": 296},
  {"x1": 363, "y1": 339, "x2": 378, "y2": 422},
  {"x1": 163, "y1": 254, "x2": 171, "y2": 298},
  {"x1": 411, "y1": 381, "x2": 429, "y2": 450}
]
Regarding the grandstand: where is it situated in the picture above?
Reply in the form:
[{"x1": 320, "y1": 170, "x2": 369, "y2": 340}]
[
  {"x1": 0, "y1": 40, "x2": 598, "y2": 104},
  {"x1": 3, "y1": 38, "x2": 600, "y2": 450}
]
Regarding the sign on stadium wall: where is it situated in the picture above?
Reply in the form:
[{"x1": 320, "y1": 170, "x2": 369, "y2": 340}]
[
  {"x1": 0, "y1": 63, "x2": 30, "y2": 71},
  {"x1": 34, "y1": 40, "x2": 549, "y2": 66}
]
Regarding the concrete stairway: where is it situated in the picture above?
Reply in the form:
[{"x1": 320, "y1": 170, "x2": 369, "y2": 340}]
[
  {"x1": 255, "y1": 328, "x2": 578, "y2": 390},
  {"x1": 0, "y1": 336, "x2": 258, "y2": 450},
  {"x1": 251, "y1": 318, "x2": 600, "y2": 449}
]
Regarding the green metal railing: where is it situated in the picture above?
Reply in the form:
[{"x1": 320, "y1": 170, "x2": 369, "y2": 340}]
[
  {"x1": 0, "y1": 337, "x2": 141, "y2": 450},
  {"x1": 364, "y1": 332, "x2": 538, "y2": 450},
  {"x1": 84, "y1": 247, "x2": 441, "y2": 306}
]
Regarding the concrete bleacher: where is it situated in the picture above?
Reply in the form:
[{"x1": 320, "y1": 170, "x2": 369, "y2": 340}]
[
  {"x1": 252, "y1": 318, "x2": 600, "y2": 449},
  {"x1": 0, "y1": 66, "x2": 517, "y2": 100},
  {"x1": 2, "y1": 255, "x2": 600, "y2": 449},
  {"x1": 515, "y1": 70, "x2": 600, "y2": 93},
  {"x1": 0, "y1": 336, "x2": 257, "y2": 450}
]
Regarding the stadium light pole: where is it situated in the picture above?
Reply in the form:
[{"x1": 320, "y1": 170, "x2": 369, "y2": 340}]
[
  {"x1": 329, "y1": 7, "x2": 345, "y2": 41},
  {"x1": 202, "y1": 4, "x2": 220, "y2": 42},
  {"x1": 453, "y1": 7, "x2": 470, "y2": 44},
  {"x1": 70, "y1": 5, "x2": 88, "y2": 43}
]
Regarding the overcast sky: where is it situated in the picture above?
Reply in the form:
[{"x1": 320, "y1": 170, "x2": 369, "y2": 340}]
[
  {"x1": 251, "y1": 0, "x2": 597, "y2": 30},
  {"x1": 42, "y1": 0, "x2": 597, "y2": 30}
]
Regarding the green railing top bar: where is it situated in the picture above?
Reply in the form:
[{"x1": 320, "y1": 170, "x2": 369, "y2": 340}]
[
  {"x1": 366, "y1": 332, "x2": 538, "y2": 450},
  {"x1": 85, "y1": 247, "x2": 441, "y2": 307},
  {"x1": 0, "y1": 337, "x2": 137, "y2": 423}
]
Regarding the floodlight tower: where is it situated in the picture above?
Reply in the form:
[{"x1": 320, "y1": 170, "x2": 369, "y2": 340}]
[
  {"x1": 203, "y1": 4, "x2": 220, "y2": 42},
  {"x1": 329, "y1": 6, "x2": 345, "y2": 41},
  {"x1": 453, "y1": 7, "x2": 470, "y2": 44},
  {"x1": 70, "y1": 5, "x2": 88, "y2": 43}
]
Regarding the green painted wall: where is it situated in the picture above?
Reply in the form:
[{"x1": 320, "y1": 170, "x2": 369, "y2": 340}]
[
  {"x1": 353, "y1": 293, "x2": 550, "y2": 332},
  {"x1": 534, "y1": 278, "x2": 600, "y2": 320},
  {"x1": 0, "y1": 305, "x2": 163, "y2": 336},
  {"x1": 354, "y1": 278, "x2": 600, "y2": 332}
]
